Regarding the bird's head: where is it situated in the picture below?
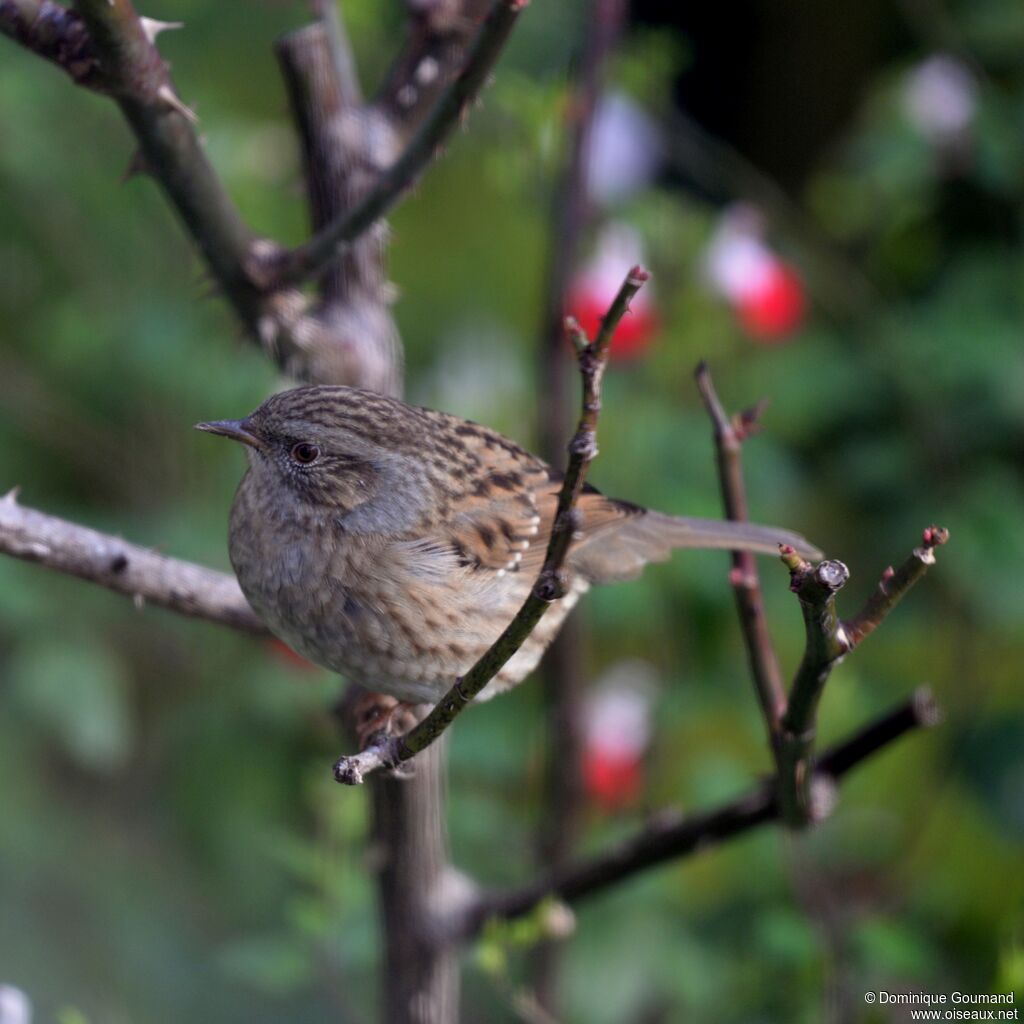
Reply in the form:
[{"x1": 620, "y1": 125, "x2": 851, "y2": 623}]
[{"x1": 196, "y1": 386, "x2": 401, "y2": 515}]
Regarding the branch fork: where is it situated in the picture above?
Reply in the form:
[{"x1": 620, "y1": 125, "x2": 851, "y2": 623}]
[
  {"x1": 1, "y1": 0, "x2": 527, "y2": 392},
  {"x1": 696, "y1": 363, "x2": 948, "y2": 827}
]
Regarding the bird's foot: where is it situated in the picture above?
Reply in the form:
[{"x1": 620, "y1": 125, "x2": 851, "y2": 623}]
[{"x1": 345, "y1": 692, "x2": 419, "y2": 779}]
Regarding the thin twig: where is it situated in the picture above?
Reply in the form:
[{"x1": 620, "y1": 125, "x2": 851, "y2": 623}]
[
  {"x1": 455, "y1": 687, "x2": 939, "y2": 937},
  {"x1": 275, "y1": 22, "x2": 403, "y2": 396},
  {"x1": 694, "y1": 362, "x2": 787, "y2": 734},
  {"x1": 842, "y1": 526, "x2": 950, "y2": 649},
  {"x1": 0, "y1": 490, "x2": 267, "y2": 635},
  {"x1": 254, "y1": 0, "x2": 528, "y2": 288},
  {"x1": 332, "y1": 265, "x2": 649, "y2": 784}
]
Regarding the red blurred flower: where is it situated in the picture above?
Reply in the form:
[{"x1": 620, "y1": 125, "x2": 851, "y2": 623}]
[
  {"x1": 583, "y1": 749, "x2": 643, "y2": 810},
  {"x1": 736, "y1": 261, "x2": 806, "y2": 342},
  {"x1": 567, "y1": 280, "x2": 659, "y2": 360},
  {"x1": 567, "y1": 223, "x2": 659, "y2": 361}
]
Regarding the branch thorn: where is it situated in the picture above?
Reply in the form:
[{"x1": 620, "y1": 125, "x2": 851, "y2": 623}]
[
  {"x1": 139, "y1": 18, "x2": 183, "y2": 46},
  {"x1": 156, "y1": 84, "x2": 198, "y2": 123}
]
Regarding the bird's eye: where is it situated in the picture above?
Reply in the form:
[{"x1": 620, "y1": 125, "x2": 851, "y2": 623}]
[{"x1": 290, "y1": 442, "x2": 320, "y2": 465}]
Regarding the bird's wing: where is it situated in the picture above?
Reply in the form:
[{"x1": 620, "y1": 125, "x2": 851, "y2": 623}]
[
  {"x1": 425, "y1": 411, "x2": 821, "y2": 586},
  {"x1": 442, "y1": 447, "x2": 641, "y2": 578}
]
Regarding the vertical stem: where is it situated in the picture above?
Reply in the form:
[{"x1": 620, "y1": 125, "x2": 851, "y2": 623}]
[
  {"x1": 371, "y1": 742, "x2": 458, "y2": 1024},
  {"x1": 276, "y1": 22, "x2": 403, "y2": 398},
  {"x1": 694, "y1": 365, "x2": 787, "y2": 734},
  {"x1": 278, "y1": 19, "x2": 453, "y2": 1022},
  {"x1": 533, "y1": 0, "x2": 626, "y2": 1010}
]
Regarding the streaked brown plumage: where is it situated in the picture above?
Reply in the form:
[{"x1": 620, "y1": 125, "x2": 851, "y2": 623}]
[{"x1": 198, "y1": 386, "x2": 821, "y2": 703}]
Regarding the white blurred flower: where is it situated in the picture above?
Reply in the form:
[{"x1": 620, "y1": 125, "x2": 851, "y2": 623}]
[
  {"x1": 0, "y1": 986, "x2": 31, "y2": 1024},
  {"x1": 586, "y1": 92, "x2": 663, "y2": 205},
  {"x1": 903, "y1": 54, "x2": 978, "y2": 146},
  {"x1": 704, "y1": 204, "x2": 776, "y2": 304},
  {"x1": 583, "y1": 659, "x2": 658, "y2": 762}
]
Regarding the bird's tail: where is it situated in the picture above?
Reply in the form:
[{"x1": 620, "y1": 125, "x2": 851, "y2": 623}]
[{"x1": 572, "y1": 509, "x2": 823, "y2": 584}]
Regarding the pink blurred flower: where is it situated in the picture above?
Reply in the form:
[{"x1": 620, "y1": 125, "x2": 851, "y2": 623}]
[{"x1": 704, "y1": 204, "x2": 806, "y2": 342}]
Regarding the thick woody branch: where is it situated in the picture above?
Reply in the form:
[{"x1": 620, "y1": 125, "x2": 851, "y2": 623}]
[
  {"x1": 456, "y1": 687, "x2": 940, "y2": 937},
  {"x1": 776, "y1": 550, "x2": 852, "y2": 824},
  {"x1": 332, "y1": 266, "x2": 649, "y2": 785},
  {"x1": 253, "y1": 0, "x2": 528, "y2": 289},
  {"x1": 0, "y1": 490, "x2": 267, "y2": 635},
  {"x1": 694, "y1": 362, "x2": 787, "y2": 734},
  {"x1": 775, "y1": 529, "x2": 948, "y2": 826},
  {"x1": 275, "y1": 22, "x2": 403, "y2": 397}
]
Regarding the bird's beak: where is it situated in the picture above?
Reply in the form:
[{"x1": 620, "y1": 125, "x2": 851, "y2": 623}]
[{"x1": 194, "y1": 418, "x2": 264, "y2": 450}]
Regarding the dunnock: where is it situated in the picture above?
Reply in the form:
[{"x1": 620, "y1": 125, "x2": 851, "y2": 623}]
[{"x1": 198, "y1": 386, "x2": 820, "y2": 703}]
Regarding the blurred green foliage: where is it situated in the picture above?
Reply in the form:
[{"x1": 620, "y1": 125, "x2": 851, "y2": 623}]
[{"x1": 1, "y1": 1, "x2": 1022, "y2": 1022}]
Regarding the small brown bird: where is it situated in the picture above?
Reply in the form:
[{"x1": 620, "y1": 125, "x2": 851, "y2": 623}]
[{"x1": 198, "y1": 386, "x2": 820, "y2": 704}]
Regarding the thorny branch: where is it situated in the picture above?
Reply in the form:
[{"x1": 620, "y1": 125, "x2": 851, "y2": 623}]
[
  {"x1": 253, "y1": 0, "x2": 528, "y2": 288},
  {"x1": 332, "y1": 266, "x2": 651, "y2": 785},
  {"x1": 0, "y1": 0, "x2": 526, "y2": 387},
  {"x1": 0, "y1": 0, "x2": 99, "y2": 87}
]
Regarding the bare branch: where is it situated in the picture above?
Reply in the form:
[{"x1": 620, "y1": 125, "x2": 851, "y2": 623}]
[
  {"x1": 69, "y1": 0, "x2": 270, "y2": 336},
  {"x1": 3, "y1": 0, "x2": 524, "y2": 392},
  {"x1": 0, "y1": 490, "x2": 267, "y2": 635},
  {"x1": 332, "y1": 266, "x2": 649, "y2": 784},
  {"x1": 774, "y1": 526, "x2": 948, "y2": 826},
  {"x1": 314, "y1": 0, "x2": 363, "y2": 105},
  {"x1": 775, "y1": 549, "x2": 851, "y2": 824},
  {"x1": 694, "y1": 362, "x2": 787, "y2": 734},
  {"x1": 457, "y1": 687, "x2": 940, "y2": 938},
  {"x1": 843, "y1": 526, "x2": 950, "y2": 649},
  {"x1": 253, "y1": 0, "x2": 528, "y2": 289},
  {"x1": 276, "y1": 22, "x2": 403, "y2": 397},
  {"x1": 370, "y1": 0, "x2": 492, "y2": 153}
]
